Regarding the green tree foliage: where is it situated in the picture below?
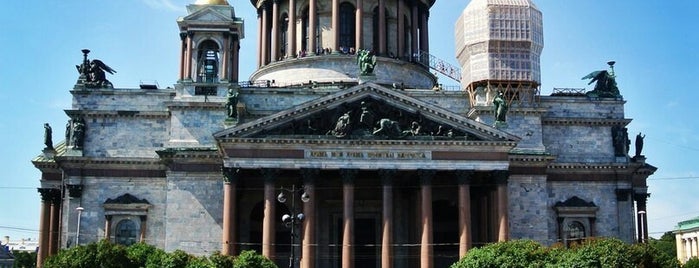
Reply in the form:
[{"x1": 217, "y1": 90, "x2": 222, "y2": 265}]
[
  {"x1": 11, "y1": 250, "x2": 37, "y2": 268},
  {"x1": 685, "y1": 257, "x2": 699, "y2": 268},
  {"x1": 449, "y1": 240, "x2": 553, "y2": 268},
  {"x1": 648, "y1": 231, "x2": 678, "y2": 264},
  {"x1": 233, "y1": 250, "x2": 277, "y2": 268},
  {"x1": 451, "y1": 238, "x2": 680, "y2": 268},
  {"x1": 41, "y1": 240, "x2": 274, "y2": 268}
]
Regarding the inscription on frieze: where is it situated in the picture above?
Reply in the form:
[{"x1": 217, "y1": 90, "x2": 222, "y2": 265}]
[{"x1": 307, "y1": 150, "x2": 430, "y2": 160}]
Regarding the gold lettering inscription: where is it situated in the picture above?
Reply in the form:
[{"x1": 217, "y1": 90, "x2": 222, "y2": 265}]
[
  {"x1": 308, "y1": 151, "x2": 427, "y2": 159},
  {"x1": 310, "y1": 151, "x2": 328, "y2": 157}
]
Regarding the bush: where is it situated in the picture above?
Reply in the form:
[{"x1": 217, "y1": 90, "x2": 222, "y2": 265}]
[
  {"x1": 451, "y1": 238, "x2": 680, "y2": 268},
  {"x1": 685, "y1": 257, "x2": 699, "y2": 268},
  {"x1": 11, "y1": 250, "x2": 37, "y2": 268},
  {"x1": 233, "y1": 250, "x2": 277, "y2": 268},
  {"x1": 42, "y1": 241, "x2": 275, "y2": 268},
  {"x1": 450, "y1": 240, "x2": 551, "y2": 268}
]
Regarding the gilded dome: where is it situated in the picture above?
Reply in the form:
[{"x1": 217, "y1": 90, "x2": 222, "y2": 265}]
[{"x1": 194, "y1": 0, "x2": 229, "y2": 5}]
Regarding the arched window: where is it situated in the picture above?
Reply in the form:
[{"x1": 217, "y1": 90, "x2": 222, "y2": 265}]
[
  {"x1": 280, "y1": 13, "x2": 289, "y2": 58},
  {"x1": 196, "y1": 40, "x2": 220, "y2": 83},
  {"x1": 115, "y1": 219, "x2": 139, "y2": 246},
  {"x1": 339, "y1": 2, "x2": 355, "y2": 52}
]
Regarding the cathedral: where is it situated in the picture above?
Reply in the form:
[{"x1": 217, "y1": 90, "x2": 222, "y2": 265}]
[{"x1": 32, "y1": 0, "x2": 656, "y2": 267}]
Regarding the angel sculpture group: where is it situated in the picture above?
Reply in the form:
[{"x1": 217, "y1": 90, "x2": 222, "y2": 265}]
[{"x1": 76, "y1": 50, "x2": 116, "y2": 88}]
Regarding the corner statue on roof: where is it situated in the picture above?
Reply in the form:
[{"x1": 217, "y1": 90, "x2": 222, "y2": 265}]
[
  {"x1": 76, "y1": 49, "x2": 117, "y2": 89},
  {"x1": 582, "y1": 61, "x2": 620, "y2": 98},
  {"x1": 357, "y1": 49, "x2": 377, "y2": 76}
]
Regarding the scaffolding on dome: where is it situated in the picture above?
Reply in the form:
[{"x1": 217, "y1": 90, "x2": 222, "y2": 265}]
[{"x1": 464, "y1": 80, "x2": 540, "y2": 108}]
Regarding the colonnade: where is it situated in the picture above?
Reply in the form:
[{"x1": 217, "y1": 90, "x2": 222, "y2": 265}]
[
  {"x1": 681, "y1": 237, "x2": 699, "y2": 262},
  {"x1": 178, "y1": 32, "x2": 241, "y2": 83},
  {"x1": 36, "y1": 188, "x2": 61, "y2": 268},
  {"x1": 255, "y1": 0, "x2": 432, "y2": 67},
  {"x1": 221, "y1": 168, "x2": 510, "y2": 268}
]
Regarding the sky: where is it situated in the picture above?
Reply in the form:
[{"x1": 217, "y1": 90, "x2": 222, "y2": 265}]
[{"x1": 1, "y1": 0, "x2": 698, "y2": 242}]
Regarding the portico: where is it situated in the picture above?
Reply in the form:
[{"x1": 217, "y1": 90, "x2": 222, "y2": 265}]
[{"x1": 215, "y1": 83, "x2": 519, "y2": 267}]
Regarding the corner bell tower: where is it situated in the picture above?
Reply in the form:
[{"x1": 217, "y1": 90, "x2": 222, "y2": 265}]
[{"x1": 177, "y1": 0, "x2": 244, "y2": 84}]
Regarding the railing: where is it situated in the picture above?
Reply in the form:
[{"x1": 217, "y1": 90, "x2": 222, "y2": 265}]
[
  {"x1": 415, "y1": 50, "x2": 462, "y2": 83},
  {"x1": 551, "y1": 88, "x2": 586, "y2": 96}
]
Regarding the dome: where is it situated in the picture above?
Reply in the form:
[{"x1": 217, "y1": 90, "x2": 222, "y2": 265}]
[{"x1": 194, "y1": 0, "x2": 229, "y2": 5}]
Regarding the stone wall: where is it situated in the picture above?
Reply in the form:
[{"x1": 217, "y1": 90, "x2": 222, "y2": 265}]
[{"x1": 163, "y1": 172, "x2": 223, "y2": 254}]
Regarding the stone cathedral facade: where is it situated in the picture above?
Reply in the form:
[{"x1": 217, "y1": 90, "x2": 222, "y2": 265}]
[{"x1": 32, "y1": 0, "x2": 655, "y2": 267}]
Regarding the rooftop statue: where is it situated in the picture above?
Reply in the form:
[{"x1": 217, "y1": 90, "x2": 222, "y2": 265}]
[
  {"x1": 43, "y1": 123, "x2": 53, "y2": 150},
  {"x1": 357, "y1": 49, "x2": 377, "y2": 76},
  {"x1": 225, "y1": 88, "x2": 239, "y2": 119},
  {"x1": 582, "y1": 61, "x2": 620, "y2": 98},
  {"x1": 493, "y1": 91, "x2": 508, "y2": 124},
  {"x1": 76, "y1": 49, "x2": 117, "y2": 89}
]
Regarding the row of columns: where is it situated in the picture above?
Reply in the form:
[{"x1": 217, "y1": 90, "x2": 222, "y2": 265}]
[
  {"x1": 221, "y1": 168, "x2": 510, "y2": 267},
  {"x1": 256, "y1": 0, "x2": 431, "y2": 67},
  {"x1": 36, "y1": 188, "x2": 61, "y2": 268},
  {"x1": 179, "y1": 32, "x2": 240, "y2": 82},
  {"x1": 681, "y1": 237, "x2": 699, "y2": 262},
  {"x1": 634, "y1": 193, "x2": 649, "y2": 243}
]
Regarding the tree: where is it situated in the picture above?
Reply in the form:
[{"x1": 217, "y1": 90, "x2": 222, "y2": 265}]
[
  {"x1": 11, "y1": 250, "x2": 37, "y2": 268},
  {"x1": 233, "y1": 250, "x2": 277, "y2": 268}
]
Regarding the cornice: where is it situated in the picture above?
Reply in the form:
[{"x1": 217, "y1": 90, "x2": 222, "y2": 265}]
[
  {"x1": 217, "y1": 137, "x2": 518, "y2": 148},
  {"x1": 547, "y1": 162, "x2": 629, "y2": 171},
  {"x1": 542, "y1": 117, "x2": 631, "y2": 126},
  {"x1": 65, "y1": 110, "x2": 169, "y2": 119}
]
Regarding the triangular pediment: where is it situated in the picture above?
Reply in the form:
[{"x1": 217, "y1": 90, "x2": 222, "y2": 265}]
[
  {"x1": 215, "y1": 84, "x2": 519, "y2": 142},
  {"x1": 182, "y1": 5, "x2": 235, "y2": 23}
]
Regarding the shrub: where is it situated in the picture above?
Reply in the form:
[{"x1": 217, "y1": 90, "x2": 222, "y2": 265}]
[
  {"x1": 11, "y1": 250, "x2": 37, "y2": 268},
  {"x1": 685, "y1": 257, "x2": 699, "y2": 268},
  {"x1": 233, "y1": 250, "x2": 277, "y2": 268}
]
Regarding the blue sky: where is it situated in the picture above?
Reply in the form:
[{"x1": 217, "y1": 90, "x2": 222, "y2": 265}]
[{"x1": 1, "y1": 0, "x2": 697, "y2": 241}]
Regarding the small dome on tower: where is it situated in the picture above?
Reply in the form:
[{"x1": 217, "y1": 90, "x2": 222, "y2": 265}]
[{"x1": 194, "y1": 0, "x2": 229, "y2": 5}]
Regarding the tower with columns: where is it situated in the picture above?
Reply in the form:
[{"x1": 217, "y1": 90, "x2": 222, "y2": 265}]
[
  {"x1": 177, "y1": 0, "x2": 244, "y2": 85},
  {"x1": 32, "y1": 0, "x2": 655, "y2": 267}
]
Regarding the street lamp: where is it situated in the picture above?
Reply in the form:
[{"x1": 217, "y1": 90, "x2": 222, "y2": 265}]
[
  {"x1": 638, "y1": 210, "x2": 647, "y2": 243},
  {"x1": 75, "y1": 206, "x2": 84, "y2": 246},
  {"x1": 277, "y1": 185, "x2": 309, "y2": 268}
]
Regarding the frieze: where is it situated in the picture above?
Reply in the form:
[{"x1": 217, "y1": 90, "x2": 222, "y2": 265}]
[{"x1": 306, "y1": 150, "x2": 430, "y2": 160}]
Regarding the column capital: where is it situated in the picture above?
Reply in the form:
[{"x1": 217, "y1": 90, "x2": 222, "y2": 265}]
[
  {"x1": 340, "y1": 169, "x2": 358, "y2": 183},
  {"x1": 493, "y1": 170, "x2": 509, "y2": 184},
  {"x1": 37, "y1": 188, "x2": 61, "y2": 203},
  {"x1": 418, "y1": 169, "x2": 435, "y2": 184},
  {"x1": 260, "y1": 168, "x2": 279, "y2": 182},
  {"x1": 455, "y1": 170, "x2": 474, "y2": 184},
  {"x1": 179, "y1": 32, "x2": 187, "y2": 40},
  {"x1": 67, "y1": 184, "x2": 84, "y2": 198},
  {"x1": 301, "y1": 168, "x2": 320, "y2": 181},
  {"x1": 378, "y1": 169, "x2": 396, "y2": 184},
  {"x1": 223, "y1": 167, "x2": 240, "y2": 183}
]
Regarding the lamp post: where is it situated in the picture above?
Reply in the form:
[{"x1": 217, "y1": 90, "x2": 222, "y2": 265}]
[
  {"x1": 277, "y1": 185, "x2": 310, "y2": 268},
  {"x1": 75, "y1": 206, "x2": 84, "y2": 246},
  {"x1": 638, "y1": 210, "x2": 647, "y2": 243}
]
